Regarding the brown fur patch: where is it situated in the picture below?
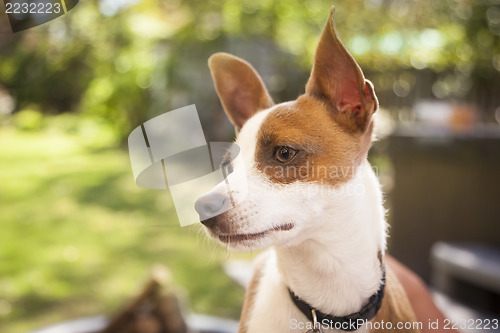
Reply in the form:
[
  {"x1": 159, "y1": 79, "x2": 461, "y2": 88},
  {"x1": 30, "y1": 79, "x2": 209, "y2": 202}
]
[
  {"x1": 371, "y1": 265, "x2": 421, "y2": 333},
  {"x1": 238, "y1": 252, "x2": 269, "y2": 333},
  {"x1": 254, "y1": 95, "x2": 373, "y2": 185}
]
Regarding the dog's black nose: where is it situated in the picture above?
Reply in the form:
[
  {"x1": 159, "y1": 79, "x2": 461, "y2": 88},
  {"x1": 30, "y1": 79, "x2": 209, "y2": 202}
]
[{"x1": 195, "y1": 192, "x2": 229, "y2": 224}]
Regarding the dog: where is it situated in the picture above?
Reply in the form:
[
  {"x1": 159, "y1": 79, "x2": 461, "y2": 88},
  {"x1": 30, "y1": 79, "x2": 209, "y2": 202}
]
[{"x1": 195, "y1": 7, "x2": 420, "y2": 333}]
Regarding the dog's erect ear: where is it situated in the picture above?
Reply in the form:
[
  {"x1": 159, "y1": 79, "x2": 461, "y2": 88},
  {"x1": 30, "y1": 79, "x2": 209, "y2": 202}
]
[
  {"x1": 208, "y1": 53, "x2": 274, "y2": 131},
  {"x1": 305, "y1": 7, "x2": 378, "y2": 133}
]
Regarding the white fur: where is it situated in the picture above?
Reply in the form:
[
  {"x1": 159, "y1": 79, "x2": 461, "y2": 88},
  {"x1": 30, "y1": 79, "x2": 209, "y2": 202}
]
[
  {"x1": 201, "y1": 106, "x2": 387, "y2": 332},
  {"x1": 245, "y1": 163, "x2": 386, "y2": 332}
]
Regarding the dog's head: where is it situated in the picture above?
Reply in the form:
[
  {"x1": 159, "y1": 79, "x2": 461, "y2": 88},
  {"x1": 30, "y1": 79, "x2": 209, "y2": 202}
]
[{"x1": 195, "y1": 8, "x2": 379, "y2": 251}]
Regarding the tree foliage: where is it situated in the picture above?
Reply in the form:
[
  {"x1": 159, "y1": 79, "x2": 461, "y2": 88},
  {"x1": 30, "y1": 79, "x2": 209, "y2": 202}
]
[{"x1": 0, "y1": 0, "x2": 499, "y2": 139}]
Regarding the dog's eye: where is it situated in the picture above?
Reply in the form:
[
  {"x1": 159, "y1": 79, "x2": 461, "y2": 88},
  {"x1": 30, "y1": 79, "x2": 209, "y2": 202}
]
[{"x1": 274, "y1": 146, "x2": 298, "y2": 163}]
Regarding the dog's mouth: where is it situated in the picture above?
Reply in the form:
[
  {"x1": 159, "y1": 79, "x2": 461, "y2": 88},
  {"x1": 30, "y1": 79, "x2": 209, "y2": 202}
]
[{"x1": 218, "y1": 223, "x2": 294, "y2": 243}]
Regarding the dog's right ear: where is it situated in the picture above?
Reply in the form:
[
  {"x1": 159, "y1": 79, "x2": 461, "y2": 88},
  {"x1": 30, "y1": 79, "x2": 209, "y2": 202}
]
[
  {"x1": 305, "y1": 7, "x2": 378, "y2": 133},
  {"x1": 208, "y1": 53, "x2": 274, "y2": 131}
]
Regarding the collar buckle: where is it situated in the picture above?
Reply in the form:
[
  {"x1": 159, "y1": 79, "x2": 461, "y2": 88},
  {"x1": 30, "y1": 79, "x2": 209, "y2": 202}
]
[{"x1": 306, "y1": 309, "x2": 324, "y2": 333}]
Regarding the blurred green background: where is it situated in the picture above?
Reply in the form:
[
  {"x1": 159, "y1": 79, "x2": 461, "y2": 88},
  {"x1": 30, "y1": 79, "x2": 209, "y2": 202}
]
[{"x1": 1, "y1": 0, "x2": 499, "y2": 332}]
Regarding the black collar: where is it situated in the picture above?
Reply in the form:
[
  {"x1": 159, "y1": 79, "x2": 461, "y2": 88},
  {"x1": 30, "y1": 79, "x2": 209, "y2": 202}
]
[{"x1": 288, "y1": 268, "x2": 386, "y2": 331}]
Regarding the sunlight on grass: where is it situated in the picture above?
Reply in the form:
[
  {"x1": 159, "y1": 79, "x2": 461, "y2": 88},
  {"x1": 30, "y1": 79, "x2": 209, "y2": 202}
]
[{"x1": 0, "y1": 126, "x2": 250, "y2": 333}]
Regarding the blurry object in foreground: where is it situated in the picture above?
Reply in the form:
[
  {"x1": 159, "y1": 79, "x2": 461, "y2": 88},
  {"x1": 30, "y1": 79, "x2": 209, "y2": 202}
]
[
  {"x1": 29, "y1": 264, "x2": 239, "y2": 333},
  {"x1": 100, "y1": 264, "x2": 187, "y2": 333}
]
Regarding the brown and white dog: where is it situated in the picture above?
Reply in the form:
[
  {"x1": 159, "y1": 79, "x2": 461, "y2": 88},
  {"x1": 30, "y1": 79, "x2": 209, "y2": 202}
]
[{"x1": 195, "y1": 7, "x2": 420, "y2": 333}]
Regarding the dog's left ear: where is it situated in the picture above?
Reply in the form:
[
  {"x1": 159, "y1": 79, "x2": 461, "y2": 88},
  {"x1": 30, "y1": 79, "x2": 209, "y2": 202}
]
[{"x1": 305, "y1": 7, "x2": 378, "y2": 133}]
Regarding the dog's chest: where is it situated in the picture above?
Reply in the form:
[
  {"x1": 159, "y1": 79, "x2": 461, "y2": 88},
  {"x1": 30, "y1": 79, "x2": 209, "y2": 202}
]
[
  {"x1": 244, "y1": 253, "x2": 371, "y2": 333},
  {"x1": 245, "y1": 254, "x2": 304, "y2": 332}
]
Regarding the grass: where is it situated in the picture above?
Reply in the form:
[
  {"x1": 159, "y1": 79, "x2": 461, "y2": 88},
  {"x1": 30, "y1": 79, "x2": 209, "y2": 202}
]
[{"x1": 0, "y1": 124, "x2": 249, "y2": 333}]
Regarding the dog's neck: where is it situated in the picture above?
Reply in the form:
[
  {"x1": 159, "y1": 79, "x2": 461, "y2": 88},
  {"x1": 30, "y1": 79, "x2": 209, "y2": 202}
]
[{"x1": 275, "y1": 161, "x2": 386, "y2": 317}]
